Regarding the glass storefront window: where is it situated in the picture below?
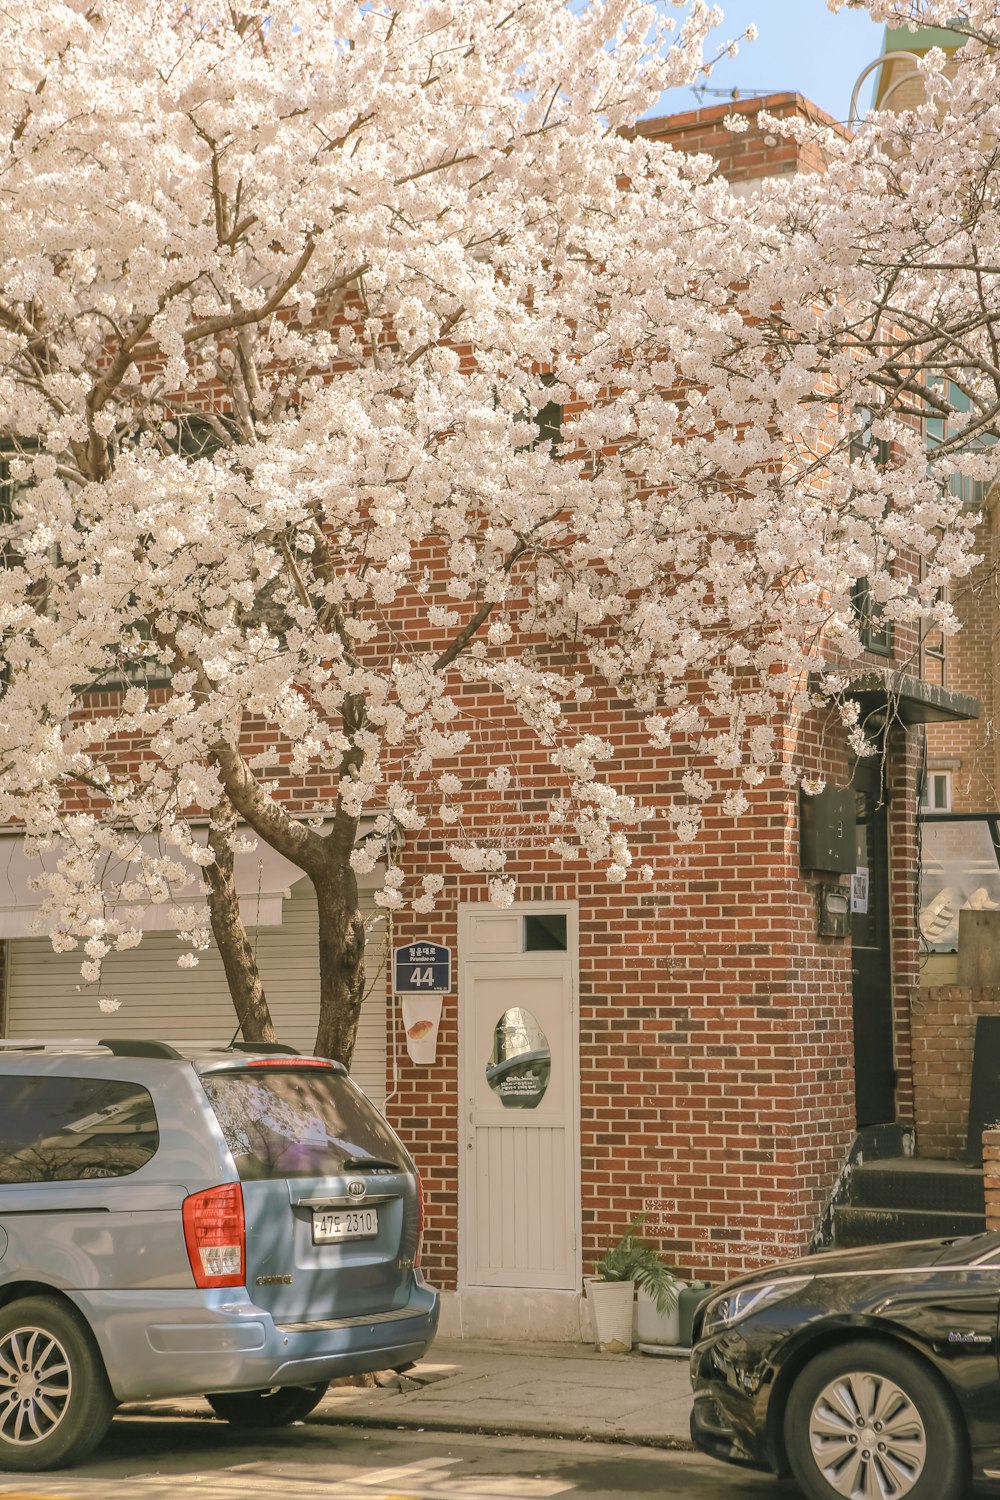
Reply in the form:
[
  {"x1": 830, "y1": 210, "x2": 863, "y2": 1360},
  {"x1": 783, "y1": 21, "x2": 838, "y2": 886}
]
[{"x1": 919, "y1": 815, "x2": 1000, "y2": 951}]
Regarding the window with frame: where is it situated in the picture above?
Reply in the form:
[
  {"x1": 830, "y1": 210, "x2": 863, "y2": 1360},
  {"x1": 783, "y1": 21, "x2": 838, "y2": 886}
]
[
  {"x1": 851, "y1": 577, "x2": 894, "y2": 656},
  {"x1": 920, "y1": 770, "x2": 953, "y2": 812},
  {"x1": 0, "y1": 442, "x2": 38, "y2": 692},
  {"x1": 926, "y1": 380, "x2": 994, "y2": 509},
  {"x1": 77, "y1": 415, "x2": 231, "y2": 695},
  {"x1": 513, "y1": 372, "x2": 563, "y2": 453},
  {"x1": 919, "y1": 559, "x2": 947, "y2": 689},
  {"x1": 0, "y1": 441, "x2": 32, "y2": 574},
  {"x1": 849, "y1": 414, "x2": 894, "y2": 656}
]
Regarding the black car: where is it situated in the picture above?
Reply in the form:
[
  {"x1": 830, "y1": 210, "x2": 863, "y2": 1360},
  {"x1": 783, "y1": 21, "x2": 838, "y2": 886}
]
[{"x1": 690, "y1": 1233, "x2": 1000, "y2": 1500}]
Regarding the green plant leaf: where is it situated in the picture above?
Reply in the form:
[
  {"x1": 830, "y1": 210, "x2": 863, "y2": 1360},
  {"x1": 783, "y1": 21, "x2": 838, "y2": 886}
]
[{"x1": 593, "y1": 1215, "x2": 677, "y2": 1312}]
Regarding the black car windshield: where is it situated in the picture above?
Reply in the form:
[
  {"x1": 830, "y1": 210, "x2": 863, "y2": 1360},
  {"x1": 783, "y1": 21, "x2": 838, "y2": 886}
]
[{"x1": 200, "y1": 1069, "x2": 408, "y2": 1180}]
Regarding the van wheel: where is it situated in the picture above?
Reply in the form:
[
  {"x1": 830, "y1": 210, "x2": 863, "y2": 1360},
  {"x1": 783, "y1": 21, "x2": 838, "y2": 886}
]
[
  {"x1": 784, "y1": 1340, "x2": 966, "y2": 1500},
  {"x1": 0, "y1": 1296, "x2": 116, "y2": 1471},
  {"x1": 206, "y1": 1382, "x2": 329, "y2": 1427}
]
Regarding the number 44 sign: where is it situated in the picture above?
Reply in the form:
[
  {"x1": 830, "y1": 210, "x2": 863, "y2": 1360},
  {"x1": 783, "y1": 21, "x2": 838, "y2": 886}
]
[{"x1": 393, "y1": 942, "x2": 452, "y2": 995}]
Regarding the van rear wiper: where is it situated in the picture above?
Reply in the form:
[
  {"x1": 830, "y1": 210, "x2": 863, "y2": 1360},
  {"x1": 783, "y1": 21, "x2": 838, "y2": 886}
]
[{"x1": 343, "y1": 1156, "x2": 399, "y2": 1172}]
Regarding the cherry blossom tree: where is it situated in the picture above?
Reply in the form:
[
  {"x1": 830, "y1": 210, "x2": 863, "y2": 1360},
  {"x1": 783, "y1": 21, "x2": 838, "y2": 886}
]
[{"x1": 0, "y1": 0, "x2": 995, "y2": 1063}]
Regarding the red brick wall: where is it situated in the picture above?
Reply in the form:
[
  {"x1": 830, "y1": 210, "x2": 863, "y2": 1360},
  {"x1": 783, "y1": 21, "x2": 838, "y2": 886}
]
[
  {"x1": 634, "y1": 93, "x2": 846, "y2": 185},
  {"x1": 911, "y1": 985, "x2": 1000, "y2": 1157},
  {"x1": 385, "y1": 693, "x2": 864, "y2": 1289},
  {"x1": 984, "y1": 1126, "x2": 1000, "y2": 1229}
]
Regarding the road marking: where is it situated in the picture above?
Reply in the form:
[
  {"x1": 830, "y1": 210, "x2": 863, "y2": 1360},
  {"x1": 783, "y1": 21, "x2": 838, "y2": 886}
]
[
  {"x1": 0, "y1": 1493, "x2": 86, "y2": 1499},
  {"x1": 356, "y1": 1457, "x2": 457, "y2": 1485},
  {"x1": 0, "y1": 1453, "x2": 574, "y2": 1499}
]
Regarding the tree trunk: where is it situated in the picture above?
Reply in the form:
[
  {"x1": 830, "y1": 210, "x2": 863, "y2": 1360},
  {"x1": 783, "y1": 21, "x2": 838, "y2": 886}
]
[
  {"x1": 205, "y1": 805, "x2": 277, "y2": 1044},
  {"x1": 312, "y1": 858, "x2": 366, "y2": 1067},
  {"x1": 206, "y1": 728, "x2": 366, "y2": 1064}
]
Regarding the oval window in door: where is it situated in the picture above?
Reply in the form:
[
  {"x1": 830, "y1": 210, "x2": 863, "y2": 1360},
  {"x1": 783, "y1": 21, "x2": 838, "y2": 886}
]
[{"x1": 485, "y1": 1008, "x2": 551, "y2": 1109}]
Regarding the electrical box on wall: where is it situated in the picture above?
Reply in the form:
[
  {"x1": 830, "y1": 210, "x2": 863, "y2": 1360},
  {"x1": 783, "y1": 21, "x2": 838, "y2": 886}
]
[
  {"x1": 799, "y1": 785, "x2": 857, "y2": 873},
  {"x1": 818, "y1": 882, "x2": 851, "y2": 938}
]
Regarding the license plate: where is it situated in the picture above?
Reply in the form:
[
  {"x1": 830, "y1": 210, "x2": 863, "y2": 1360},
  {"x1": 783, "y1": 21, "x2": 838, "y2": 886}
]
[{"x1": 312, "y1": 1206, "x2": 379, "y2": 1244}]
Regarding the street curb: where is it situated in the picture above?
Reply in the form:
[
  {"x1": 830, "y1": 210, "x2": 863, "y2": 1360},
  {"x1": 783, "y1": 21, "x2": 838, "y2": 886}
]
[
  {"x1": 303, "y1": 1411, "x2": 696, "y2": 1451},
  {"x1": 118, "y1": 1403, "x2": 695, "y2": 1452}
]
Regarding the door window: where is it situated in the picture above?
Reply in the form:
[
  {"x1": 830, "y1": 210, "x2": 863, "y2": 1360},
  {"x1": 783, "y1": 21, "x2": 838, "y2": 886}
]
[{"x1": 486, "y1": 1008, "x2": 551, "y2": 1110}]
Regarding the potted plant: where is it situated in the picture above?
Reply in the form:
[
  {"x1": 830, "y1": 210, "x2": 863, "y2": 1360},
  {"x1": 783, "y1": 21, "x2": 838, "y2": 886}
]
[{"x1": 585, "y1": 1216, "x2": 678, "y2": 1352}]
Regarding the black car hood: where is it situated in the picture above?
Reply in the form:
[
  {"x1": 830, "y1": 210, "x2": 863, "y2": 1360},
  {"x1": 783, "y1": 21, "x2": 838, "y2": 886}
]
[{"x1": 712, "y1": 1231, "x2": 1000, "y2": 1294}]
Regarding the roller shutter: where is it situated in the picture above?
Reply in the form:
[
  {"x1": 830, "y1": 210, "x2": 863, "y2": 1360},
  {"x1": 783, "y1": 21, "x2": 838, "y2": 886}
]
[{"x1": 3, "y1": 878, "x2": 388, "y2": 1107}]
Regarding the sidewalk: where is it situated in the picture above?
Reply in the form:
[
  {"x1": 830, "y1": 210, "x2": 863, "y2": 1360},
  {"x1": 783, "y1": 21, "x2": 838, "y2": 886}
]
[
  {"x1": 127, "y1": 1341, "x2": 696, "y2": 1450},
  {"x1": 320, "y1": 1340, "x2": 696, "y2": 1448}
]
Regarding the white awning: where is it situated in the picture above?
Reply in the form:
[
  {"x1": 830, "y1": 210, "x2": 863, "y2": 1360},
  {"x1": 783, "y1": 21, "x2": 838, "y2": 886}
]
[{"x1": 0, "y1": 832, "x2": 315, "y2": 938}]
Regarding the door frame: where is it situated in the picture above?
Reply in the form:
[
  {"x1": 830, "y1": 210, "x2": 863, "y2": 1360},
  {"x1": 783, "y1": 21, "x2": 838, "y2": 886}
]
[
  {"x1": 457, "y1": 900, "x2": 581, "y2": 1294},
  {"x1": 851, "y1": 754, "x2": 896, "y2": 1126}
]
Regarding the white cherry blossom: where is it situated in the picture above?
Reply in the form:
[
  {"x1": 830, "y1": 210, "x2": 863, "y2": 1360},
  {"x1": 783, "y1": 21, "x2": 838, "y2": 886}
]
[{"x1": 0, "y1": 0, "x2": 995, "y2": 1059}]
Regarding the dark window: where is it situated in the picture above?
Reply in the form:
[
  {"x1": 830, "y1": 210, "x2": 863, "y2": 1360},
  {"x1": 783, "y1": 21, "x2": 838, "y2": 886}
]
[
  {"x1": 76, "y1": 416, "x2": 230, "y2": 696},
  {"x1": 524, "y1": 913, "x2": 568, "y2": 951},
  {"x1": 76, "y1": 615, "x2": 172, "y2": 695},
  {"x1": 0, "y1": 1076, "x2": 159, "y2": 1182},
  {"x1": 851, "y1": 577, "x2": 893, "y2": 656},
  {"x1": 172, "y1": 413, "x2": 231, "y2": 460},
  {"x1": 513, "y1": 373, "x2": 563, "y2": 452},
  {"x1": 200, "y1": 1069, "x2": 409, "y2": 1181},
  {"x1": 0, "y1": 451, "x2": 25, "y2": 573},
  {"x1": 925, "y1": 379, "x2": 995, "y2": 510},
  {"x1": 535, "y1": 374, "x2": 563, "y2": 450},
  {"x1": 849, "y1": 414, "x2": 893, "y2": 657},
  {"x1": 920, "y1": 570, "x2": 947, "y2": 688}
]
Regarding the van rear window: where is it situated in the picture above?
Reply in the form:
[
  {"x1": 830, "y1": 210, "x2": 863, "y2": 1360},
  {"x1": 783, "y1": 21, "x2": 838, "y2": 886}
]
[{"x1": 200, "y1": 1070, "x2": 408, "y2": 1180}]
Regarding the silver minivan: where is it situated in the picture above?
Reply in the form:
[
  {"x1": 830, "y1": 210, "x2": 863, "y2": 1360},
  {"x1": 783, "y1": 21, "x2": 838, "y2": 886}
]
[{"x1": 0, "y1": 1038, "x2": 438, "y2": 1471}]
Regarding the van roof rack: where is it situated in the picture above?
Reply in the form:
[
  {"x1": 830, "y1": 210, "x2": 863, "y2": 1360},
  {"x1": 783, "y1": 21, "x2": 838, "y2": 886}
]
[{"x1": 97, "y1": 1038, "x2": 184, "y2": 1059}]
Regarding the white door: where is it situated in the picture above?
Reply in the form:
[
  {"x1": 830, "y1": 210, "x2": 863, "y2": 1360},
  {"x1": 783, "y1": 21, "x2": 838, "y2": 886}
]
[{"x1": 459, "y1": 905, "x2": 578, "y2": 1291}]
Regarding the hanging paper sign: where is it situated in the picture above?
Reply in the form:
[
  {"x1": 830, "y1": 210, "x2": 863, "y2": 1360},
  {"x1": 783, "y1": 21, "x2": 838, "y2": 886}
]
[
  {"x1": 393, "y1": 942, "x2": 451, "y2": 994},
  {"x1": 401, "y1": 994, "x2": 443, "y2": 1064},
  {"x1": 852, "y1": 867, "x2": 870, "y2": 914}
]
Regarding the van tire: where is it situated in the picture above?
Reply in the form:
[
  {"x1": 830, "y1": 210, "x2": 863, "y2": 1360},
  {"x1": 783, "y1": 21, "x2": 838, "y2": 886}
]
[
  {"x1": 0, "y1": 1296, "x2": 116, "y2": 1471},
  {"x1": 206, "y1": 1382, "x2": 330, "y2": 1427}
]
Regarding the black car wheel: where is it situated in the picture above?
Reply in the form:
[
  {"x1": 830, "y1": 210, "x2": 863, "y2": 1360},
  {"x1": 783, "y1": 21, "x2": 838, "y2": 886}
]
[
  {"x1": 206, "y1": 1382, "x2": 330, "y2": 1427},
  {"x1": 0, "y1": 1296, "x2": 116, "y2": 1472},
  {"x1": 784, "y1": 1340, "x2": 966, "y2": 1500}
]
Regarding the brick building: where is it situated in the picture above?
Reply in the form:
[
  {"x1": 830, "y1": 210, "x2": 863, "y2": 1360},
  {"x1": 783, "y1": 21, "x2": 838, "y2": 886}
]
[{"x1": 0, "y1": 90, "x2": 980, "y2": 1340}]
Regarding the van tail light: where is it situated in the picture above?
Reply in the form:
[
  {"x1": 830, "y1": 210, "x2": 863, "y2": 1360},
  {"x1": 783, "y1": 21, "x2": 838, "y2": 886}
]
[
  {"x1": 183, "y1": 1183, "x2": 246, "y2": 1288},
  {"x1": 414, "y1": 1173, "x2": 424, "y2": 1268}
]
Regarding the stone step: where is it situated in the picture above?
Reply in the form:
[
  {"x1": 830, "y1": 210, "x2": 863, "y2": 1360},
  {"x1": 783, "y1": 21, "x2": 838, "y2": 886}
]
[
  {"x1": 832, "y1": 1204, "x2": 985, "y2": 1249},
  {"x1": 849, "y1": 1159, "x2": 985, "y2": 1214}
]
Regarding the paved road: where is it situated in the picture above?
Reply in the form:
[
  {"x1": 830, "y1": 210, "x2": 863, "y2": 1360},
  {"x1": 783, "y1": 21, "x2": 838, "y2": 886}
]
[
  {"x1": 0, "y1": 1416, "x2": 985, "y2": 1499},
  {"x1": 0, "y1": 1416, "x2": 799, "y2": 1500}
]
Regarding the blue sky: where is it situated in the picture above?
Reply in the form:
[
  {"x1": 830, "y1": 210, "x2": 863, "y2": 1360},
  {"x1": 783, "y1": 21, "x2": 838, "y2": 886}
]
[{"x1": 654, "y1": 1, "x2": 887, "y2": 125}]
